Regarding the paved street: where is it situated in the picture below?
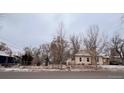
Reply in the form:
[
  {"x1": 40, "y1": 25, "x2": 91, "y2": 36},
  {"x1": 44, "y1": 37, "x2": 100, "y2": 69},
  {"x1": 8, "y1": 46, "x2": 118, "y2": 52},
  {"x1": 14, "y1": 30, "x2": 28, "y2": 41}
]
[{"x1": 0, "y1": 71, "x2": 124, "y2": 79}]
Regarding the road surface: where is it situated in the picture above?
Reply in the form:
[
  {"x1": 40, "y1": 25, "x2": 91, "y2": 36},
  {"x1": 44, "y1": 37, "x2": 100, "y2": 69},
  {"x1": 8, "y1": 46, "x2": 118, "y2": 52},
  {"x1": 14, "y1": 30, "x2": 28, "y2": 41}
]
[{"x1": 0, "y1": 71, "x2": 124, "y2": 79}]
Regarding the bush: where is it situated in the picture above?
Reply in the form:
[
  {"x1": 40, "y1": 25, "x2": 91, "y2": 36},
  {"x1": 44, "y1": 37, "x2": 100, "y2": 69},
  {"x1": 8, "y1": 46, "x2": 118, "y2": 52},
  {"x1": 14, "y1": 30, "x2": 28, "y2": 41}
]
[{"x1": 37, "y1": 62, "x2": 41, "y2": 66}]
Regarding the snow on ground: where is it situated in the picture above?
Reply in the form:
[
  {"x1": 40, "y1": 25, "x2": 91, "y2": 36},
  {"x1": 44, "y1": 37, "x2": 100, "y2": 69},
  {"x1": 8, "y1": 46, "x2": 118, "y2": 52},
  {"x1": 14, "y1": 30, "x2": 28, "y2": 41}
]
[
  {"x1": 0, "y1": 65, "x2": 96, "y2": 72},
  {"x1": 0, "y1": 68, "x2": 30, "y2": 72},
  {"x1": 0, "y1": 65, "x2": 124, "y2": 72},
  {"x1": 99, "y1": 65, "x2": 124, "y2": 72},
  {"x1": 0, "y1": 65, "x2": 68, "y2": 72},
  {"x1": 0, "y1": 68, "x2": 96, "y2": 72},
  {"x1": 0, "y1": 68, "x2": 68, "y2": 72}
]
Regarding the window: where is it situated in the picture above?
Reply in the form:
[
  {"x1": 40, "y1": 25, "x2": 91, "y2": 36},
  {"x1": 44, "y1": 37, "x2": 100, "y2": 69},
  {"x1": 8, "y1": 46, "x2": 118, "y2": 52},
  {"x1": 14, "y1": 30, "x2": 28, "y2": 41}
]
[
  {"x1": 79, "y1": 57, "x2": 82, "y2": 62},
  {"x1": 87, "y1": 58, "x2": 89, "y2": 62}
]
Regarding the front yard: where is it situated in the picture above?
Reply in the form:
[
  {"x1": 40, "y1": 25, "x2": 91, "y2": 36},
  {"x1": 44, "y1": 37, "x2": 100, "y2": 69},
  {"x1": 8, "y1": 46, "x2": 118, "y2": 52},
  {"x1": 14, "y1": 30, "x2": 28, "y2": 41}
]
[{"x1": 0, "y1": 65, "x2": 124, "y2": 72}]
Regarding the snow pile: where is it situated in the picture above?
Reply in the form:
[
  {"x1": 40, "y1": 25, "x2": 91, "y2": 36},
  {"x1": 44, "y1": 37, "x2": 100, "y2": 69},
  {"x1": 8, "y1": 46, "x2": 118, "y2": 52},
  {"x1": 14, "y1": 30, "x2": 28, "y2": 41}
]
[
  {"x1": 0, "y1": 65, "x2": 124, "y2": 72},
  {"x1": 0, "y1": 68, "x2": 32, "y2": 72},
  {"x1": 19, "y1": 66, "x2": 44, "y2": 69},
  {"x1": 99, "y1": 65, "x2": 124, "y2": 72},
  {"x1": 70, "y1": 69, "x2": 95, "y2": 72},
  {"x1": 0, "y1": 67, "x2": 68, "y2": 72}
]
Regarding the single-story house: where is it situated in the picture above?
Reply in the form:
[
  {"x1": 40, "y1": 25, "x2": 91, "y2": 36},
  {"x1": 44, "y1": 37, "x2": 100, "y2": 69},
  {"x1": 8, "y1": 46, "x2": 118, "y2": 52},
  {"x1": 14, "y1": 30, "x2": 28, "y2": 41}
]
[
  {"x1": 66, "y1": 50, "x2": 110, "y2": 65},
  {"x1": 0, "y1": 51, "x2": 15, "y2": 65}
]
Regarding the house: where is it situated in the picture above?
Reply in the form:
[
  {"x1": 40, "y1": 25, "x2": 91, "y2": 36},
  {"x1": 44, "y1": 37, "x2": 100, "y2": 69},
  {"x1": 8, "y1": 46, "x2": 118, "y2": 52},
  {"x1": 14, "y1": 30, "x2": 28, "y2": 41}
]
[
  {"x1": 0, "y1": 51, "x2": 15, "y2": 65},
  {"x1": 66, "y1": 49, "x2": 110, "y2": 65},
  {"x1": 110, "y1": 48, "x2": 122, "y2": 65}
]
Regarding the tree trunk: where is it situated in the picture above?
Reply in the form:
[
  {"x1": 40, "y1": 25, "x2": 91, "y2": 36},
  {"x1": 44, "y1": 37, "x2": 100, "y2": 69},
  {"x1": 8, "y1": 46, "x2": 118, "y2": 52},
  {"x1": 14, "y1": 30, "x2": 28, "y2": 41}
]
[{"x1": 91, "y1": 56, "x2": 97, "y2": 70}]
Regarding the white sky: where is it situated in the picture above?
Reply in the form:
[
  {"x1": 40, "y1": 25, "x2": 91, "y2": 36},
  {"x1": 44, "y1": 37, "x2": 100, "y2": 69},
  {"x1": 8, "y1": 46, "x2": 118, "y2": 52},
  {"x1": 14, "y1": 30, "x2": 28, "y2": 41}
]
[{"x1": 0, "y1": 13, "x2": 123, "y2": 50}]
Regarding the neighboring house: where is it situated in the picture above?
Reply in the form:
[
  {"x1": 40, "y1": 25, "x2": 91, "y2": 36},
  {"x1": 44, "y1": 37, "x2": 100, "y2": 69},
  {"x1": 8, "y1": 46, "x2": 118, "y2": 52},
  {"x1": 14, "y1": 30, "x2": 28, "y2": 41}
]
[
  {"x1": 0, "y1": 51, "x2": 15, "y2": 65},
  {"x1": 66, "y1": 49, "x2": 110, "y2": 65},
  {"x1": 110, "y1": 48, "x2": 122, "y2": 64}
]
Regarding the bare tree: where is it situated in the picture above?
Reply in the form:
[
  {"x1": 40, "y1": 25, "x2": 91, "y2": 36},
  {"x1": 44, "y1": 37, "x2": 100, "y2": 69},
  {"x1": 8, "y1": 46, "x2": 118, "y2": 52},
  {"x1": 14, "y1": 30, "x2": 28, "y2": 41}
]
[
  {"x1": 0, "y1": 42, "x2": 6, "y2": 51},
  {"x1": 50, "y1": 23, "x2": 68, "y2": 69},
  {"x1": 22, "y1": 47, "x2": 33, "y2": 65},
  {"x1": 70, "y1": 34, "x2": 81, "y2": 60},
  {"x1": 24, "y1": 47, "x2": 32, "y2": 56},
  {"x1": 83, "y1": 25, "x2": 106, "y2": 69},
  {"x1": 0, "y1": 42, "x2": 12, "y2": 56},
  {"x1": 23, "y1": 44, "x2": 50, "y2": 66},
  {"x1": 40, "y1": 43, "x2": 51, "y2": 66},
  {"x1": 32, "y1": 47, "x2": 41, "y2": 66},
  {"x1": 41, "y1": 43, "x2": 50, "y2": 58},
  {"x1": 111, "y1": 34, "x2": 124, "y2": 63}
]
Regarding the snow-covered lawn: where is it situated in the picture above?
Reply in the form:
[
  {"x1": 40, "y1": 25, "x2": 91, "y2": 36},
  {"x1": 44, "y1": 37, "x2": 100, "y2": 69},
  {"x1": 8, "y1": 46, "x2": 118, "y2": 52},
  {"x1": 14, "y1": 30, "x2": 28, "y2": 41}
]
[
  {"x1": 0, "y1": 65, "x2": 96, "y2": 72},
  {"x1": 0, "y1": 65, "x2": 68, "y2": 72},
  {"x1": 0, "y1": 68, "x2": 31, "y2": 72},
  {"x1": 0, "y1": 65, "x2": 124, "y2": 72},
  {"x1": 0, "y1": 68, "x2": 68, "y2": 72},
  {"x1": 99, "y1": 65, "x2": 124, "y2": 72},
  {"x1": 0, "y1": 68, "x2": 97, "y2": 72}
]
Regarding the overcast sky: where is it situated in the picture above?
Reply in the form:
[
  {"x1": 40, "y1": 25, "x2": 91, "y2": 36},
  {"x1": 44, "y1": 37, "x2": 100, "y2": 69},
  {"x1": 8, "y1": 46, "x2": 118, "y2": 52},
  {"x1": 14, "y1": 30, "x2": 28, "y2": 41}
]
[{"x1": 0, "y1": 13, "x2": 123, "y2": 51}]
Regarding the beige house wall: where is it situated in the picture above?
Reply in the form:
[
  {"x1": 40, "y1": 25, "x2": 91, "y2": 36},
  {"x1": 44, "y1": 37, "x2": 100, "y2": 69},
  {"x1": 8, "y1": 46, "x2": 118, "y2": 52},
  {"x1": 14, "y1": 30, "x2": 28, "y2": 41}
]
[
  {"x1": 66, "y1": 56, "x2": 109, "y2": 65},
  {"x1": 75, "y1": 56, "x2": 92, "y2": 65},
  {"x1": 75, "y1": 56, "x2": 108, "y2": 65}
]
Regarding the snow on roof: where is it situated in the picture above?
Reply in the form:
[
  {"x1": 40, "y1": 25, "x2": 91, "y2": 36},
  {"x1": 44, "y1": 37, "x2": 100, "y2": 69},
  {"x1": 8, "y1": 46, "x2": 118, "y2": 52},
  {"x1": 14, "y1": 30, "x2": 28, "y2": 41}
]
[
  {"x1": 75, "y1": 49, "x2": 91, "y2": 56},
  {"x1": 75, "y1": 49, "x2": 110, "y2": 58},
  {"x1": 103, "y1": 56, "x2": 110, "y2": 58},
  {"x1": 0, "y1": 40, "x2": 22, "y2": 56},
  {"x1": 0, "y1": 51, "x2": 9, "y2": 57}
]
